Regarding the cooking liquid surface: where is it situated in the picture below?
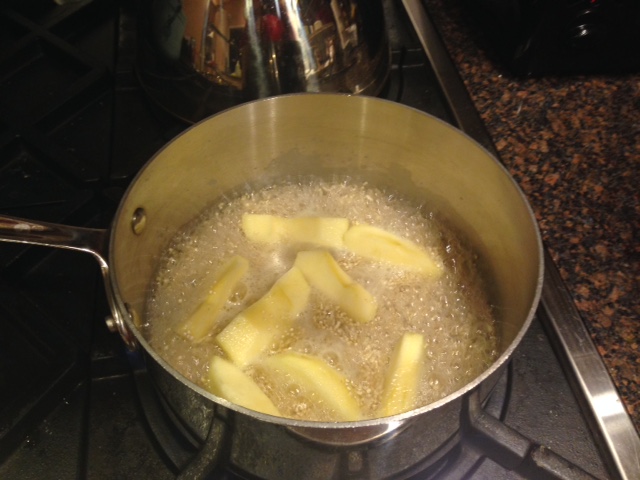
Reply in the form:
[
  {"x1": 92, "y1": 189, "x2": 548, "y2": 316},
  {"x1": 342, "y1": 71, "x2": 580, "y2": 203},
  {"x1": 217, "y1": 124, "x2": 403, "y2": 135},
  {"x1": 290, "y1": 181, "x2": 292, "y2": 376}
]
[{"x1": 144, "y1": 180, "x2": 498, "y2": 421}]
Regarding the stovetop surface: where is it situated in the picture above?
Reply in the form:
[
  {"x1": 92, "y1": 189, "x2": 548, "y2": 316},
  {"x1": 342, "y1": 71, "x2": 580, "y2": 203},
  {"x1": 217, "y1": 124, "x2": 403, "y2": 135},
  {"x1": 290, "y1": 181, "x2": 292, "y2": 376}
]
[{"x1": 0, "y1": 0, "x2": 618, "y2": 478}]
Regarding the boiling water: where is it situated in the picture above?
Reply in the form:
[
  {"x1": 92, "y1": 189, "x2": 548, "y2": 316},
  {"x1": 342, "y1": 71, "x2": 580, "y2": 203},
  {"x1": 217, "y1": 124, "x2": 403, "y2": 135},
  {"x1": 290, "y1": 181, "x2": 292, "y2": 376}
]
[{"x1": 144, "y1": 180, "x2": 498, "y2": 421}]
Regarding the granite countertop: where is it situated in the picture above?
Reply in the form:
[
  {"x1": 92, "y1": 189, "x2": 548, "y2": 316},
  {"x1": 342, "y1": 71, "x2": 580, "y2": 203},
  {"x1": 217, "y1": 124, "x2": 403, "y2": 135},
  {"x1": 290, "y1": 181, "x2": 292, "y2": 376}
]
[{"x1": 424, "y1": 0, "x2": 640, "y2": 432}]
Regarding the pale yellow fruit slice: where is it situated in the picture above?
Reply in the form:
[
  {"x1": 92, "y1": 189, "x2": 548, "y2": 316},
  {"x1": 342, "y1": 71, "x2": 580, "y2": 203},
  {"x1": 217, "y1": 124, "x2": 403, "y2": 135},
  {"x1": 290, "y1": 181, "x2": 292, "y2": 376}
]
[
  {"x1": 205, "y1": 356, "x2": 280, "y2": 416},
  {"x1": 262, "y1": 352, "x2": 362, "y2": 421},
  {"x1": 294, "y1": 249, "x2": 377, "y2": 323},
  {"x1": 343, "y1": 224, "x2": 443, "y2": 277},
  {"x1": 216, "y1": 266, "x2": 310, "y2": 367},
  {"x1": 176, "y1": 255, "x2": 249, "y2": 342},
  {"x1": 378, "y1": 332, "x2": 425, "y2": 417},
  {"x1": 242, "y1": 214, "x2": 349, "y2": 249}
]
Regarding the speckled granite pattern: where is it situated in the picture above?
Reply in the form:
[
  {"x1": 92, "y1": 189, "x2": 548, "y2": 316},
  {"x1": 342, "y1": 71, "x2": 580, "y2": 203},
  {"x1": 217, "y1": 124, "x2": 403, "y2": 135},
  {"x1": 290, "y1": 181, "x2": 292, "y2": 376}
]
[{"x1": 423, "y1": 0, "x2": 640, "y2": 432}]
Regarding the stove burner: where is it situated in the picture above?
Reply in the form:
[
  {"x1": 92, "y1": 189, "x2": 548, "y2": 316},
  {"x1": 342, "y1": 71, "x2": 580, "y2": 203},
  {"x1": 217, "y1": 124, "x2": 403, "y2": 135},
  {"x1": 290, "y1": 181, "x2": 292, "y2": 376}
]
[{"x1": 132, "y1": 319, "x2": 600, "y2": 480}]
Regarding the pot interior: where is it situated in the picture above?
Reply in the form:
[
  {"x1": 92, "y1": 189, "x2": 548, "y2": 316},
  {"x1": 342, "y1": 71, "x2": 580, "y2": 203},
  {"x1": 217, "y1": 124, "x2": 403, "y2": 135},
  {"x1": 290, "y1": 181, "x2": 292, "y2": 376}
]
[{"x1": 110, "y1": 93, "x2": 543, "y2": 423}]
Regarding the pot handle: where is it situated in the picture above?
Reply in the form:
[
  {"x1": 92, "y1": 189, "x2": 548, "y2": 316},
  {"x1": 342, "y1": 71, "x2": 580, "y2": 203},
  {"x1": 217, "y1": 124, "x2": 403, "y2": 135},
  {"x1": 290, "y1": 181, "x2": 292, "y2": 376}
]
[{"x1": 0, "y1": 215, "x2": 138, "y2": 350}]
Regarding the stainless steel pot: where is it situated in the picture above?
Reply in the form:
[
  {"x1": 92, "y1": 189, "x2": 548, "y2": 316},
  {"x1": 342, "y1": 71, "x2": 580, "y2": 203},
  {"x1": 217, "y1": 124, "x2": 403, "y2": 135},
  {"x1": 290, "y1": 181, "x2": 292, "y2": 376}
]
[
  {"x1": 136, "y1": 0, "x2": 390, "y2": 123},
  {"x1": 0, "y1": 94, "x2": 543, "y2": 479}
]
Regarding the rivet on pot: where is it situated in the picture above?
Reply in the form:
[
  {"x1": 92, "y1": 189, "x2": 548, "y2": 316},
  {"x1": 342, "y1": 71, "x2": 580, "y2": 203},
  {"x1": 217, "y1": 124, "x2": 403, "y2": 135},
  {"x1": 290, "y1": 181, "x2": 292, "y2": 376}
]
[
  {"x1": 128, "y1": 304, "x2": 143, "y2": 329},
  {"x1": 131, "y1": 207, "x2": 147, "y2": 235},
  {"x1": 104, "y1": 306, "x2": 139, "y2": 351},
  {"x1": 105, "y1": 315, "x2": 118, "y2": 333}
]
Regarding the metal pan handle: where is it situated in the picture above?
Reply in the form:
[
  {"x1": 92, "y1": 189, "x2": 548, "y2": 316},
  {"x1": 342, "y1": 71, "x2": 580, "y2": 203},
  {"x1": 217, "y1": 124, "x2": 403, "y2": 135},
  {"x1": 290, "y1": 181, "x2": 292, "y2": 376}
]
[{"x1": 0, "y1": 215, "x2": 138, "y2": 350}]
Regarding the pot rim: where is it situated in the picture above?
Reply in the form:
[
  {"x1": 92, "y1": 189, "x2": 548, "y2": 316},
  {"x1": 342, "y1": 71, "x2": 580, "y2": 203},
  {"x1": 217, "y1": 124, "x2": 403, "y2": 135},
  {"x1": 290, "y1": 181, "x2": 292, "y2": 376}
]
[{"x1": 109, "y1": 93, "x2": 545, "y2": 429}]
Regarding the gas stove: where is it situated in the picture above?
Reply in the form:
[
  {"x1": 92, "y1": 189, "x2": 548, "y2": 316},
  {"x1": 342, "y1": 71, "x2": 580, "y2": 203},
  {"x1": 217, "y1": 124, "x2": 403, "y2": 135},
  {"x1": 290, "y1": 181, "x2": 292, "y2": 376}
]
[{"x1": 0, "y1": 0, "x2": 638, "y2": 479}]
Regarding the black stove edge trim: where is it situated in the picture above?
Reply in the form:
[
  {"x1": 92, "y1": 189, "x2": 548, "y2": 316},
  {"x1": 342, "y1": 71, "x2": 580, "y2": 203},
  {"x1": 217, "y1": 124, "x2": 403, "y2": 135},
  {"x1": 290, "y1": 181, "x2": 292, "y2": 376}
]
[
  {"x1": 399, "y1": 2, "x2": 640, "y2": 480},
  {"x1": 400, "y1": 0, "x2": 495, "y2": 154}
]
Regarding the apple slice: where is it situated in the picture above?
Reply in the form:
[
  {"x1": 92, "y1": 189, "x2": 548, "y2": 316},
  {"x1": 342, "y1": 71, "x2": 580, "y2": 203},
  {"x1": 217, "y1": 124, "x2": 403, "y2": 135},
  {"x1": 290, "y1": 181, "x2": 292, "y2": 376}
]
[
  {"x1": 242, "y1": 214, "x2": 349, "y2": 249},
  {"x1": 343, "y1": 224, "x2": 443, "y2": 277},
  {"x1": 216, "y1": 266, "x2": 310, "y2": 367},
  {"x1": 176, "y1": 255, "x2": 249, "y2": 342},
  {"x1": 205, "y1": 356, "x2": 280, "y2": 416},
  {"x1": 261, "y1": 352, "x2": 362, "y2": 421},
  {"x1": 378, "y1": 333, "x2": 425, "y2": 417},
  {"x1": 294, "y1": 249, "x2": 377, "y2": 323}
]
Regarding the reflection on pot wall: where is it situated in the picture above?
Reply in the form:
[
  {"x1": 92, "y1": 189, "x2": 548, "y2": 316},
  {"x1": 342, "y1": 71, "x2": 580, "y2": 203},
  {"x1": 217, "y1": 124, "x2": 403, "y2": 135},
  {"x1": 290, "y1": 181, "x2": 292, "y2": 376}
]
[{"x1": 138, "y1": 0, "x2": 390, "y2": 122}]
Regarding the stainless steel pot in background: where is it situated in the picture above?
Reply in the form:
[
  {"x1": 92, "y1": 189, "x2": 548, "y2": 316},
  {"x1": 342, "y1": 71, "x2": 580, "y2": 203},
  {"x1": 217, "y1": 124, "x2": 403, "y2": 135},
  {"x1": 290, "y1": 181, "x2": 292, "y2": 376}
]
[
  {"x1": 137, "y1": 0, "x2": 391, "y2": 122},
  {"x1": 0, "y1": 95, "x2": 543, "y2": 479}
]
